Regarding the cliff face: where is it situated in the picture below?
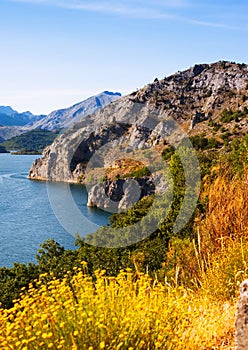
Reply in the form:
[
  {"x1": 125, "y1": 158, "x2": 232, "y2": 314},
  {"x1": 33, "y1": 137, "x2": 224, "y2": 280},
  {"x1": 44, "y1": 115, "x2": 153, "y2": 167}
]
[{"x1": 28, "y1": 61, "x2": 248, "y2": 187}]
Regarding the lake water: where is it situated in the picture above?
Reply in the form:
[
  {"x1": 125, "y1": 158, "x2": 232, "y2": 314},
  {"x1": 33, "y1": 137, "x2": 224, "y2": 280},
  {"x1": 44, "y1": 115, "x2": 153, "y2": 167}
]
[{"x1": 0, "y1": 154, "x2": 110, "y2": 268}]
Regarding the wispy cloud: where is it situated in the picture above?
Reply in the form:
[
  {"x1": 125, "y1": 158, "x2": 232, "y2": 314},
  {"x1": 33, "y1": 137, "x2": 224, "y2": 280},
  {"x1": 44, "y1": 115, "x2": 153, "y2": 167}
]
[
  {"x1": 9, "y1": 0, "x2": 189, "y2": 10},
  {"x1": 9, "y1": 0, "x2": 177, "y2": 19},
  {"x1": 7, "y1": 0, "x2": 246, "y2": 29},
  {"x1": 187, "y1": 19, "x2": 238, "y2": 30},
  {"x1": 58, "y1": 1, "x2": 175, "y2": 19}
]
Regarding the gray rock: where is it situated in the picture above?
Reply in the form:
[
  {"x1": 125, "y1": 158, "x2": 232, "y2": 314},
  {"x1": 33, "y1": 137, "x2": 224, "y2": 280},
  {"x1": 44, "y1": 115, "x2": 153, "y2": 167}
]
[
  {"x1": 28, "y1": 61, "x2": 248, "y2": 209},
  {"x1": 87, "y1": 177, "x2": 156, "y2": 212},
  {"x1": 235, "y1": 279, "x2": 248, "y2": 349}
]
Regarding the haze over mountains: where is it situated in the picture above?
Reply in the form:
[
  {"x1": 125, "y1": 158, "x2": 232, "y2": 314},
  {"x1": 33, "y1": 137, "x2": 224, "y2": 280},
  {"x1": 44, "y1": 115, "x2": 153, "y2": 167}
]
[{"x1": 0, "y1": 91, "x2": 121, "y2": 141}]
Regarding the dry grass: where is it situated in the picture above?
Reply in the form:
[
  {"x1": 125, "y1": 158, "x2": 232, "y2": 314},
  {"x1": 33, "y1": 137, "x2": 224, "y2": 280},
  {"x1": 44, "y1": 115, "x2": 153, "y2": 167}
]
[
  {"x1": 0, "y1": 265, "x2": 237, "y2": 350},
  {"x1": 1, "y1": 149, "x2": 247, "y2": 349},
  {"x1": 204, "y1": 169, "x2": 248, "y2": 244}
]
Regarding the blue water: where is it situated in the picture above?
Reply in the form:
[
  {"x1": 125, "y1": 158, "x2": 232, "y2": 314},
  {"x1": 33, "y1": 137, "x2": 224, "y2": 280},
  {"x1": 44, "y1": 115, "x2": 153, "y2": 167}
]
[{"x1": 0, "y1": 154, "x2": 110, "y2": 268}]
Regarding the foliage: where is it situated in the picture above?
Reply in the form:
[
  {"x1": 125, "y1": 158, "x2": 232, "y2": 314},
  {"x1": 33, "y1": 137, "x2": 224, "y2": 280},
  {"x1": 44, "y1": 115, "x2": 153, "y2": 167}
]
[
  {"x1": 0, "y1": 268, "x2": 235, "y2": 350},
  {"x1": 203, "y1": 169, "x2": 248, "y2": 244},
  {"x1": 2, "y1": 129, "x2": 60, "y2": 153},
  {"x1": 0, "y1": 131, "x2": 248, "y2": 348},
  {"x1": 201, "y1": 239, "x2": 248, "y2": 300},
  {"x1": 124, "y1": 166, "x2": 151, "y2": 178},
  {"x1": 220, "y1": 108, "x2": 248, "y2": 123},
  {"x1": 224, "y1": 134, "x2": 248, "y2": 174},
  {"x1": 0, "y1": 145, "x2": 8, "y2": 153},
  {"x1": 0, "y1": 240, "x2": 79, "y2": 309},
  {"x1": 209, "y1": 119, "x2": 221, "y2": 131},
  {"x1": 0, "y1": 263, "x2": 38, "y2": 310},
  {"x1": 162, "y1": 145, "x2": 175, "y2": 161},
  {"x1": 189, "y1": 134, "x2": 221, "y2": 150}
]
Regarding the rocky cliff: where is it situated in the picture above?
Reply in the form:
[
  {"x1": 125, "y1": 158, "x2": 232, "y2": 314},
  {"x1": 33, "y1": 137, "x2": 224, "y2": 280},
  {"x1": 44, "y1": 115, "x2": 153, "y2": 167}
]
[{"x1": 28, "y1": 61, "x2": 248, "y2": 208}]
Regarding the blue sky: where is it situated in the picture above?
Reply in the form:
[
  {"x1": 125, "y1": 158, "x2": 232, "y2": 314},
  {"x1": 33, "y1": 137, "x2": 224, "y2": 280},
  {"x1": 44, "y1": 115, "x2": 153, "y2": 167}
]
[{"x1": 0, "y1": 0, "x2": 248, "y2": 114}]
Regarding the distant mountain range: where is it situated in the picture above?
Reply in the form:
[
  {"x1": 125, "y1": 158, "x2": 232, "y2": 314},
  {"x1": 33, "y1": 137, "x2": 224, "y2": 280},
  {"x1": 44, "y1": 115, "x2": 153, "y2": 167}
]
[
  {"x1": 2, "y1": 129, "x2": 61, "y2": 154},
  {"x1": 0, "y1": 91, "x2": 121, "y2": 141},
  {"x1": 32, "y1": 91, "x2": 121, "y2": 130},
  {"x1": 0, "y1": 106, "x2": 45, "y2": 127}
]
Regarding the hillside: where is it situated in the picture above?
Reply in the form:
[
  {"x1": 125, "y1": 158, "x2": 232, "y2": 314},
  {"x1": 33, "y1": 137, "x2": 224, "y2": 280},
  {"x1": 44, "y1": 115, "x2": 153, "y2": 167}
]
[
  {"x1": 0, "y1": 125, "x2": 28, "y2": 142},
  {"x1": 0, "y1": 107, "x2": 45, "y2": 141},
  {"x1": 1, "y1": 133, "x2": 248, "y2": 348},
  {"x1": 2, "y1": 129, "x2": 60, "y2": 154},
  {"x1": 28, "y1": 61, "x2": 248, "y2": 184},
  {"x1": 1, "y1": 62, "x2": 248, "y2": 349},
  {"x1": 0, "y1": 145, "x2": 8, "y2": 153}
]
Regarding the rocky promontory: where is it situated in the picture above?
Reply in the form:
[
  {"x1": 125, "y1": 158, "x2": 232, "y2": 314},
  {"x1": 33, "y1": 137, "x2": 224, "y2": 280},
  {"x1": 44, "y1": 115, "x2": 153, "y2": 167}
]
[{"x1": 28, "y1": 61, "x2": 248, "y2": 208}]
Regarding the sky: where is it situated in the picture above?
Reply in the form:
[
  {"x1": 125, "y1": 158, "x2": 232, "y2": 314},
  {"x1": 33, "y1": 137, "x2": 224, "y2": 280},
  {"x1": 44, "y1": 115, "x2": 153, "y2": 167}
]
[{"x1": 0, "y1": 0, "x2": 248, "y2": 115}]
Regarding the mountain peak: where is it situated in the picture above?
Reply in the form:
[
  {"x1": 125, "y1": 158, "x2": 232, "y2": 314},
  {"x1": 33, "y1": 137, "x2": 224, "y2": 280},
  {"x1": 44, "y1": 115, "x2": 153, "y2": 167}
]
[
  {"x1": 0, "y1": 106, "x2": 17, "y2": 116},
  {"x1": 0, "y1": 106, "x2": 44, "y2": 128},
  {"x1": 102, "y1": 91, "x2": 122, "y2": 97},
  {"x1": 31, "y1": 91, "x2": 122, "y2": 131}
]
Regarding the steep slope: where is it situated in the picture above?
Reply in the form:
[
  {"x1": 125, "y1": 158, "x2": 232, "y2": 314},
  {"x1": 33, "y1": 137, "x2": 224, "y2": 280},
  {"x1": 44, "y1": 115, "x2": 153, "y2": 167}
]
[
  {"x1": 31, "y1": 91, "x2": 121, "y2": 131},
  {"x1": 28, "y1": 61, "x2": 248, "y2": 184},
  {"x1": 0, "y1": 126, "x2": 28, "y2": 141},
  {"x1": 0, "y1": 92, "x2": 121, "y2": 141}
]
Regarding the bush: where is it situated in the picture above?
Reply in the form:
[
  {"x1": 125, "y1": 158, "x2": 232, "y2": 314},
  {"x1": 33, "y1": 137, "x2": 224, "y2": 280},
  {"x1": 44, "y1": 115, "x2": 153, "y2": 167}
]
[
  {"x1": 124, "y1": 166, "x2": 151, "y2": 178},
  {"x1": 0, "y1": 267, "x2": 236, "y2": 349},
  {"x1": 220, "y1": 109, "x2": 248, "y2": 123},
  {"x1": 189, "y1": 135, "x2": 221, "y2": 150}
]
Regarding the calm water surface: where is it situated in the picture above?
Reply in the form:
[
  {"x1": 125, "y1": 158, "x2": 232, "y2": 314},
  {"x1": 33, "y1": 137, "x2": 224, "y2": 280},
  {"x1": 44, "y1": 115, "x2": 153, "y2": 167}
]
[{"x1": 0, "y1": 154, "x2": 110, "y2": 267}]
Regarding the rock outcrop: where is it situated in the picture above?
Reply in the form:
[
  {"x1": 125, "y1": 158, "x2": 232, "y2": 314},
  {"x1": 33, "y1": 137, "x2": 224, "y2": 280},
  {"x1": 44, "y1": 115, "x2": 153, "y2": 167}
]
[
  {"x1": 235, "y1": 279, "x2": 248, "y2": 349},
  {"x1": 87, "y1": 177, "x2": 156, "y2": 211},
  {"x1": 87, "y1": 172, "x2": 168, "y2": 211}
]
